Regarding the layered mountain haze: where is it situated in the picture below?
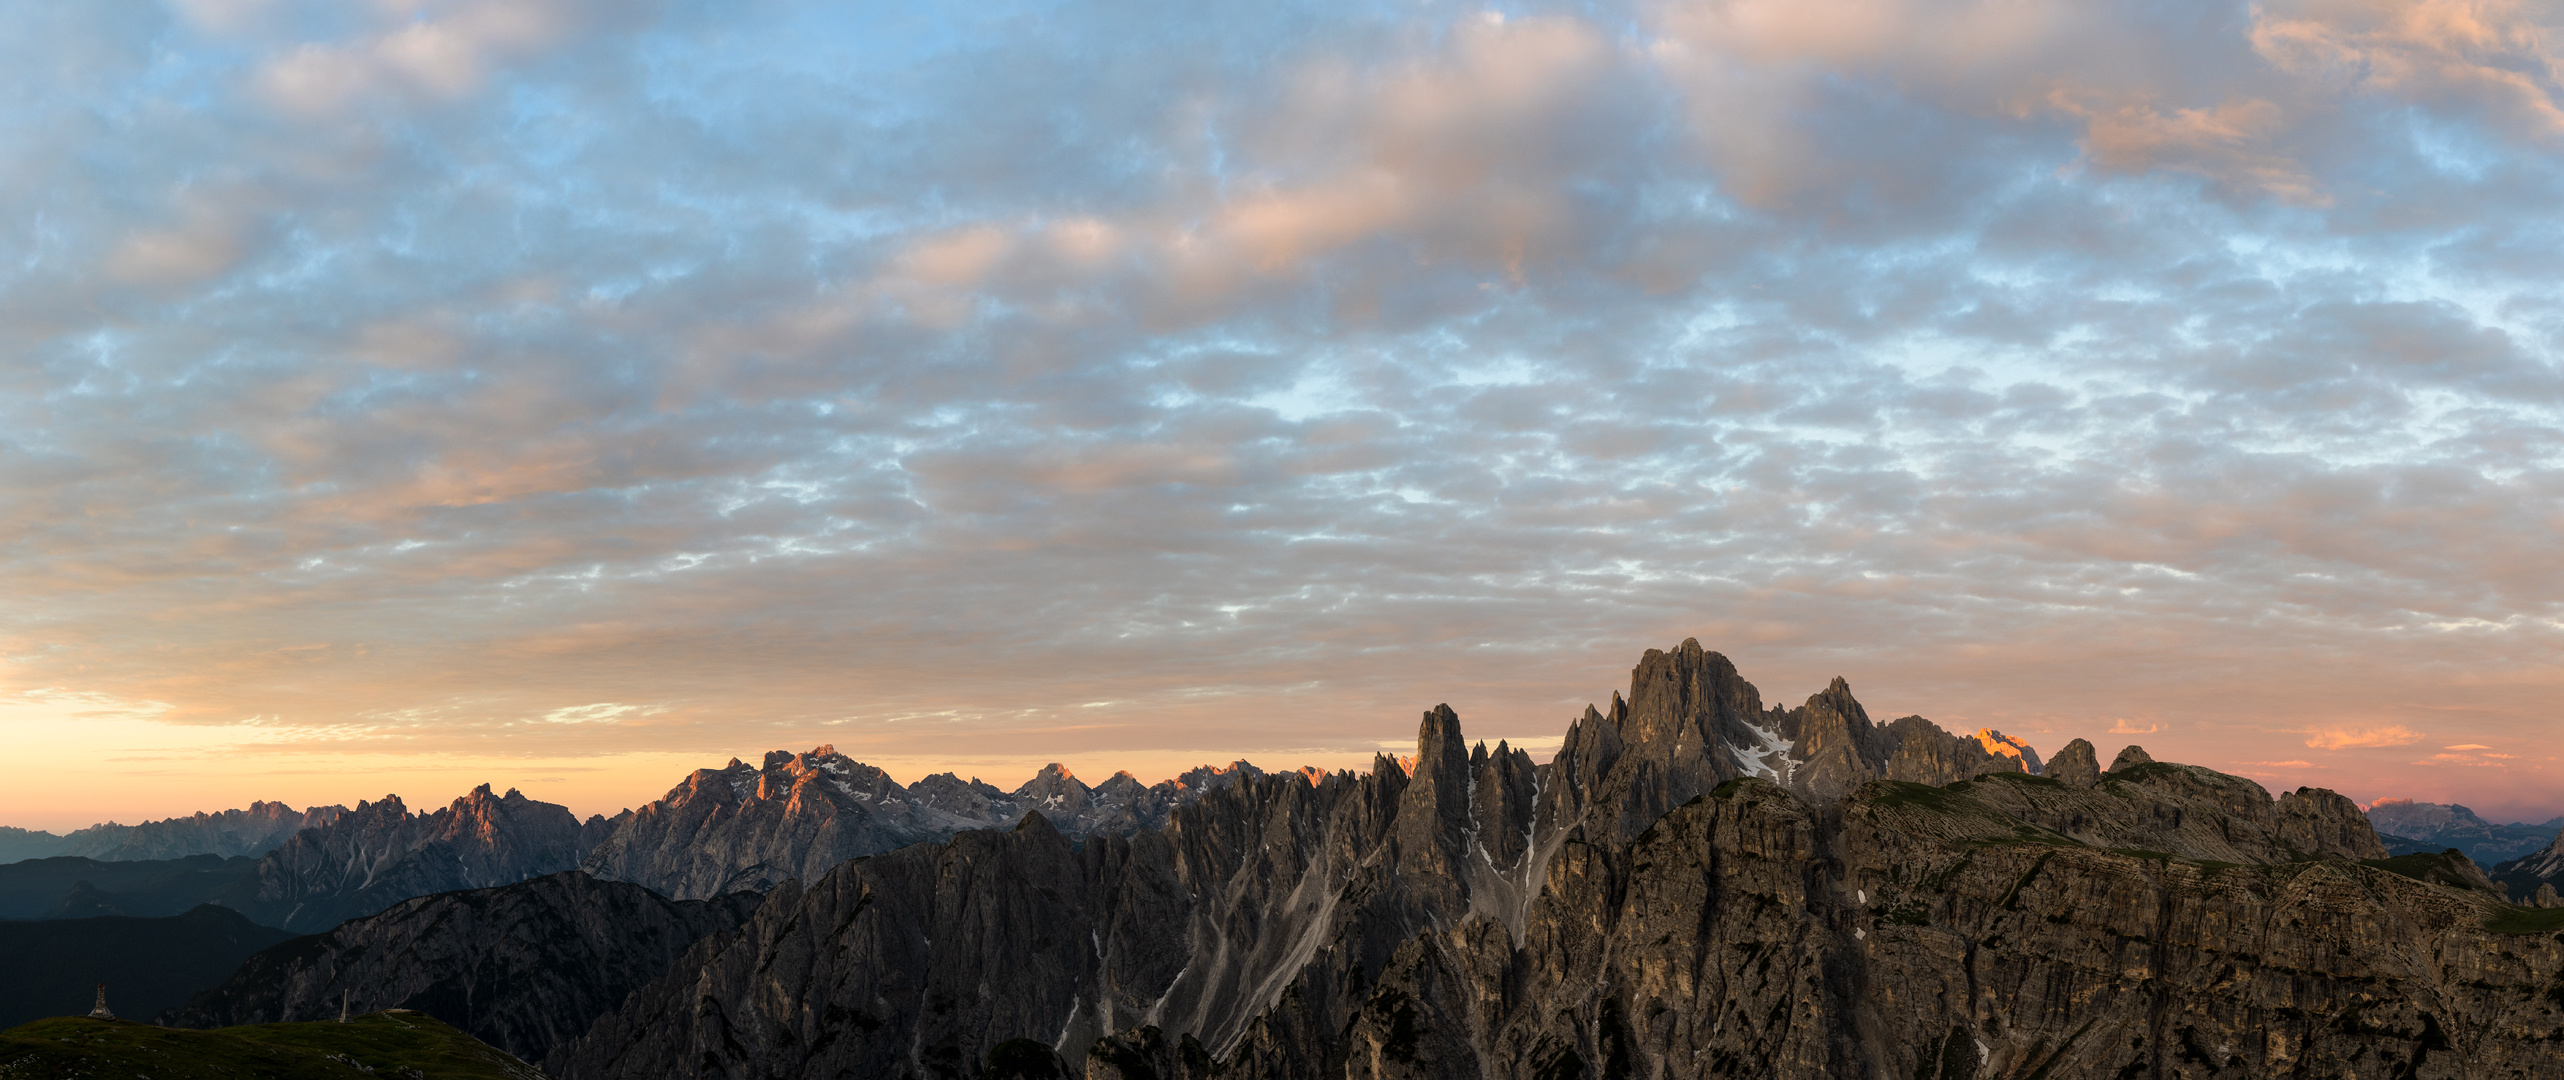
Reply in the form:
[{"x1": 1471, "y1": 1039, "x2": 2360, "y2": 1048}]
[
  {"x1": 534, "y1": 640, "x2": 2556, "y2": 1080},
  {"x1": 0, "y1": 803, "x2": 345, "y2": 864},
  {"x1": 0, "y1": 854, "x2": 261, "y2": 920},
  {"x1": 2364, "y1": 800, "x2": 2564, "y2": 869}
]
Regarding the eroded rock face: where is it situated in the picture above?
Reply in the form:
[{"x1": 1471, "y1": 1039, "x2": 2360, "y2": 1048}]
[
  {"x1": 228, "y1": 785, "x2": 604, "y2": 932},
  {"x1": 166, "y1": 871, "x2": 759, "y2": 1064},
  {"x1": 546, "y1": 640, "x2": 2541, "y2": 1080},
  {"x1": 2044, "y1": 738, "x2": 2102, "y2": 787}
]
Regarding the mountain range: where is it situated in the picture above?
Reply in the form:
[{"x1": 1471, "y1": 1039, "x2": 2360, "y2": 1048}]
[
  {"x1": 118, "y1": 640, "x2": 2564, "y2": 1080},
  {"x1": 2365, "y1": 798, "x2": 2564, "y2": 868},
  {"x1": 0, "y1": 802, "x2": 343, "y2": 864},
  {"x1": 548, "y1": 641, "x2": 2540, "y2": 1080},
  {"x1": 11, "y1": 638, "x2": 2564, "y2": 1079}
]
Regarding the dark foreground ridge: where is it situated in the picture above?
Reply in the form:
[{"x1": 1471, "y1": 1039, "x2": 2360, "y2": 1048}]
[
  {"x1": 0, "y1": 1012, "x2": 540, "y2": 1080},
  {"x1": 166, "y1": 871, "x2": 764, "y2": 1065},
  {"x1": 534, "y1": 640, "x2": 2564, "y2": 1080},
  {"x1": 0, "y1": 904, "x2": 295, "y2": 1030}
]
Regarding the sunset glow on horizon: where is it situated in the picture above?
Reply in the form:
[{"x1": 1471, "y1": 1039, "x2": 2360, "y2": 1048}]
[{"x1": 4, "y1": 0, "x2": 2561, "y2": 832}]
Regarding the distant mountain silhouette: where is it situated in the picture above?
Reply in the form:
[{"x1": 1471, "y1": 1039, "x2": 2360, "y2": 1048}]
[
  {"x1": 0, "y1": 904, "x2": 296, "y2": 1029},
  {"x1": 0, "y1": 854, "x2": 260, "y2": 920}
]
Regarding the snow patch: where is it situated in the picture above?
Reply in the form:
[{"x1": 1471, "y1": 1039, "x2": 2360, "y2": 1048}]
[{"x1": 1730, "y1": 717, "x2": 1796, "y2": 785}]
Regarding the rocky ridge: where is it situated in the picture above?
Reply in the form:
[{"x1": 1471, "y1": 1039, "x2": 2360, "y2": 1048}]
[
  {"x1": 2367, "y1": 799, "x2": 2564, "y2": 869},
  {"x1": 578, "y1": 747, "x2": 1266, "y2": 899},
  {"x1": 223, "y1": 785, "x2": 621, "y2": 932},
  {"x1": 0, "y1": 802, "x2": 346, "y2": 865},
  {"x1": 166, "y1": 871, "x2": 763, "y2": 1064},
  {"x1": 541, "y1": 639, "x2": 2558, "y2": 1080},
  {"x1": 2494, "y1": 826, "x2": 2564, "y2": 906}
]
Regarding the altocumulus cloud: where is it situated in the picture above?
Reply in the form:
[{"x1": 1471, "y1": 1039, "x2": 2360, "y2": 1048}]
[{"x1": 1, "y1": 0, "x2": 2561, "y2": 819}]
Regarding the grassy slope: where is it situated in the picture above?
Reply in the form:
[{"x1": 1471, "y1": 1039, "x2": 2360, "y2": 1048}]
[{"x1": 0, "y1": 1012, "x2": 543, "y2": 1080}]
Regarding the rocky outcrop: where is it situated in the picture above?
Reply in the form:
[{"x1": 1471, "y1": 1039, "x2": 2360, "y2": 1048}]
[
  {"x1": 224, "y1": 785, "x2": 607, "y2": 932},
  {"x1": 546, "y1": 640, "x2": 2530, "y2": 1080},
  {"x1": 2108, "y1": 743, "x2": 2155, "y2": 771},
  {"x1": 579, "y1": 746, "x2": 1268, "y2": 899},
  {"x1": 0, "y1": 802, "x2": 347, "y2": 864},
  {"x1": 1971, "y1": 728, "x2": 2042, "y2": 774},
  {"x1": 165, "y1": 871, "x2": 759, "y2": 1064},
  {"x1": 2044, "y1": 737, "x2": 2101, "y2": 786},
  {"x1": 2276, "y1": 786, "x2": 2392, "y2": 861}
]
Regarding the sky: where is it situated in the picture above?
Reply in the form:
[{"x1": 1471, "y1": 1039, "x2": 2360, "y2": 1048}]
[{"x1": 3, "y1": 0, "x2": 2561, "y2": 832}]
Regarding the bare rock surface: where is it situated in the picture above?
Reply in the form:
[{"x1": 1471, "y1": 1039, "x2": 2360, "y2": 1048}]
[
  {"x1": 2044, "y1": 738, "x2": 2102, "y2": 787},
  {"x1": 166, "y1": 870, "x2": 759, "y2": 1064},
  {"x1": 578, "y1": 745, "x2": 1265, "y2": 899},
  {"x1": 545, "y1": 639, "x2": 2552, "y2": 1080},
  {"x1": 224, "y1": 785, "x2": 608, "y2": 932}
]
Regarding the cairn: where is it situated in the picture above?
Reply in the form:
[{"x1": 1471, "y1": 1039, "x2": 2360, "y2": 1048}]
[{"x1": 87, "y1": 984, "x2": 114, "y2": 1020}]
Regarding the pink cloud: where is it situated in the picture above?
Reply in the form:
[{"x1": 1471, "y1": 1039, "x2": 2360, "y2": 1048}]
[{"x1": 2305, "y1": 725, "x2": 2425, "y2": 750}]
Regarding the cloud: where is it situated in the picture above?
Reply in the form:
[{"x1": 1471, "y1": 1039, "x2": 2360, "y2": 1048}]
[
  {"x1": 2252, "y1": 0, "x2": 2564, "y2": 139},
  {"x1": 538, "y1": 703, "x2": 649, "y2": 725},
  {"x1": 2305, "y1": 725, "x2": 2426, "y2": 750},
  {"x1": 4, "y1": 0, "x2": 2564, "y2": 826},
  {"x1": 2444, "y1": 743, "x2": 2495, "y2": 750}
]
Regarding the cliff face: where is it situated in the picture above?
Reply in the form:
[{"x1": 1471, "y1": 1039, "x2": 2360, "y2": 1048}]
[
  {"x1": 165, "y1": 871, "x2": 761, "y2": 1064},
  {"x1": 546, "y1": 640, "x2": 2545, "y2": 1080},
  {"x1": 578, "y1": 745, "x2": 1265, "y2": 900},
  {"x1": 228, "y1": 785, "x2": 608, "y2": 932}
]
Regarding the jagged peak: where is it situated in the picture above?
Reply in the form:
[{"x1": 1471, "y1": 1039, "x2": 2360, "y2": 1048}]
[{"x1": 1973, "y1": 729, "x2": 2043, "y2": 773}]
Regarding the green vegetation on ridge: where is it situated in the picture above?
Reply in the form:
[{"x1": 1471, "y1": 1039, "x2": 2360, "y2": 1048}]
[{"x1": 0, "y1": 1012, "x2": 540, "y2": 1080}]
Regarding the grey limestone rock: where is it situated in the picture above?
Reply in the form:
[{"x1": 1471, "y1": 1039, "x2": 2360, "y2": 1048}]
[
  {"x1": 2107, "y1": 743, "x2": 2154, "y2": 772},
  {"x1": 544, "y1": 639, "x2": 2542, "y2": 1080},
  {"x1": 578, "y1": 746, "x2": 1265, "y2": 900},
  {"x1": 226, "y1": 784, "x2": 597, "y2": 932},
  {"x1": 2276, "y1": 786, "x2": 2391, "y2": 861},
  {"x1": 2043, "y1": 738, "x2": 2101, "y2": 787}
]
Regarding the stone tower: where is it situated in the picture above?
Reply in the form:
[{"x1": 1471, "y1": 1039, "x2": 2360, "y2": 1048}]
[{"x1": 87, "y1": 983, "x2": 113, "y2": 1020}]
